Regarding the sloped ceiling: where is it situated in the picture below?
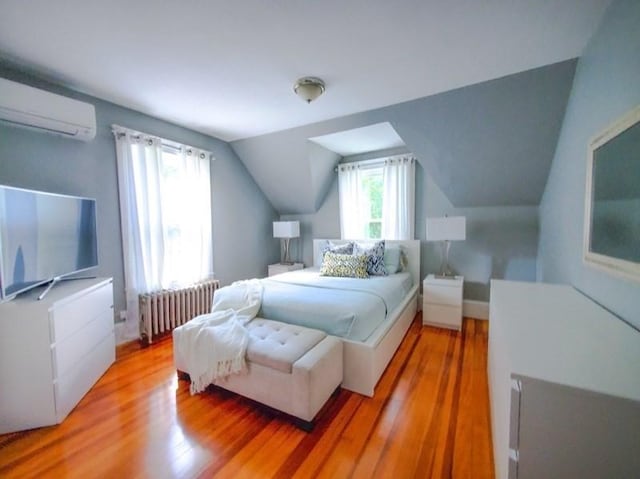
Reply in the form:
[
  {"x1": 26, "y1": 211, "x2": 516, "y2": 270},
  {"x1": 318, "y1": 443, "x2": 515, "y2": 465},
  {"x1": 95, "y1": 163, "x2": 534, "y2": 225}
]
[
  {"x1": 309, "y1": 123, "x2": 405, "y2": 156},
  {"x1": 231, "y1": 60, "x2": 577, "y2": 214},
  {"x1": 0, "y1": 1, "x2": 610, "y2": 141}
]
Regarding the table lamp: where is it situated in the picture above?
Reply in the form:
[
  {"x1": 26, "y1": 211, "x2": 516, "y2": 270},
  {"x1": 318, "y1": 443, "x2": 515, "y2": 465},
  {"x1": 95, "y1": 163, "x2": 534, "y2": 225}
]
[
  {"x1": 426, "y1": 216, "x2": 466, "y2": 278},
  {"x1": 273, "y1": 221, "x2": 300, "y2": 265}
]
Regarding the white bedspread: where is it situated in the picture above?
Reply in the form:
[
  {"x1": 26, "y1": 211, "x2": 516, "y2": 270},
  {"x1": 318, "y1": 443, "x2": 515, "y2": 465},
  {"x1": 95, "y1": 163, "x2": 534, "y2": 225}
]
[
  {"x1": 173, "y1": 279, "x2": 263, "y2": 394},
  {"x1": 262, "y1": 268, "x2": 414, "y2": 341}
]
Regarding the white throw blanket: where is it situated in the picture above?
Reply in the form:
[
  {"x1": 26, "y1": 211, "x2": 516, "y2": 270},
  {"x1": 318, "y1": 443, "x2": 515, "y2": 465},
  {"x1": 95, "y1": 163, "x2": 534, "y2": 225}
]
[{"x1": 173, "y1": 279, "x2": 263, "y2": 394}]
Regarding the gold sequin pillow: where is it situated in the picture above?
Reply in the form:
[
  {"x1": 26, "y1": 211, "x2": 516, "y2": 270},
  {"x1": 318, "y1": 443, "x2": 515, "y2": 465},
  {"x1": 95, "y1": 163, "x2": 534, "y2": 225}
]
[{"x1": 319, "y1": 252, "x2": 369, "y2": 279}]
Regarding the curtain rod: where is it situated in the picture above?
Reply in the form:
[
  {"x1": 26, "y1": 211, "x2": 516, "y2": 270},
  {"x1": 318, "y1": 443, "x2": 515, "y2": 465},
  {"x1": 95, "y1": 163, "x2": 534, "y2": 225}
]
[
  {"x1": 111, "y1": 124, "x2": 215, "y2": 160},
  {"x1": 334, "y1": 154, "x2": 416, "y2": 172}
]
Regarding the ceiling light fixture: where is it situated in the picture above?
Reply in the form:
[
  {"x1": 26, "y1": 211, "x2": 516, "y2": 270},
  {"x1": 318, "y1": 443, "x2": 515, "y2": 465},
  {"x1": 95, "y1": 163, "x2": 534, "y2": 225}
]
[{"x1": 293, "y1": 77, "x2": 325, "y2": 103}]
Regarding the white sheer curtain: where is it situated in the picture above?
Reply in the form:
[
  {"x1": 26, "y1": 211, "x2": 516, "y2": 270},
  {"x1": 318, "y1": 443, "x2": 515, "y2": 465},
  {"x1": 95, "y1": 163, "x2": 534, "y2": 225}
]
[
  {"x1": 382, "y1": 156, "x2": 415, "y2": 240},
  {"x1": 170, "y1": 147, "x2": 212, "y2": 286},
  {"x1": 113, "y1": 125, "x2": 213, "y2": 339},
  {"x1": 338, "y1": 164, "x2": 365, "y2": 239}
]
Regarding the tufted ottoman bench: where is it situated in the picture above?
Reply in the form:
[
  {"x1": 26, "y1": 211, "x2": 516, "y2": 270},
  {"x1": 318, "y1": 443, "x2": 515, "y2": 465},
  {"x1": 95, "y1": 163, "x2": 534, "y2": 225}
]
[{"x1": 175, "y1": 318, "x2": 343, "y2": 429}]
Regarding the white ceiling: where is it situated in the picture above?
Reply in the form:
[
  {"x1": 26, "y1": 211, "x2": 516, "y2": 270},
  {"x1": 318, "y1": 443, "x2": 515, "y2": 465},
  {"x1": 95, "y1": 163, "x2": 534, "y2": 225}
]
[{"x1": 0, "y1": 0, "x2": 611, "y2": 141}]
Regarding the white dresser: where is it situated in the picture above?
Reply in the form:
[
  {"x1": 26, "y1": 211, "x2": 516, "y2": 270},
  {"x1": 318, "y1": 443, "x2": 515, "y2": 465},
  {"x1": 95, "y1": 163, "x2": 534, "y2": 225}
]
[
  {"x1": 0, "y1": 278, "x2": 115, "y2": 434},
  {"x1": 489, "y1": 280, "x2": 640, "y2": 479},
  {"x1": 268, "y1": 262, "x2": 304, "y2": 277},
  {"x1": 422, "y1": 274, "x2": 463, "y2": 330}
]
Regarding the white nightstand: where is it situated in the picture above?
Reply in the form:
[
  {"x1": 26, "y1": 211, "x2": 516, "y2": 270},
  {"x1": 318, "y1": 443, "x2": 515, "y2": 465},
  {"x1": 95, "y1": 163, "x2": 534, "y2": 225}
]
[
  {"x1": 268, "y1": 262, "x2": 304, "y2": 277},
  {"x1": 422, "y1": 274, "x2": 464, "y2": 330}
]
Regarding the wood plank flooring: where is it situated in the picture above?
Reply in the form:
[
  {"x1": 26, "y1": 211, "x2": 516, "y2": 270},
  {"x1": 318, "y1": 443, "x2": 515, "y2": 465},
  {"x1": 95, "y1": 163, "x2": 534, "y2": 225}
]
[{"x1": 0, "y1": 314, "x2": 494, "y2": 478}]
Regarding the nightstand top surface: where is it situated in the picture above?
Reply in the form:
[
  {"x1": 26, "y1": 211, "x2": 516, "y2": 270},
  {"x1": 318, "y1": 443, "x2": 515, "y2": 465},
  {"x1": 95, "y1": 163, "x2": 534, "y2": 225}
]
[{"x1": 424, "y1": 274, "x2": 463, "y2": 284}]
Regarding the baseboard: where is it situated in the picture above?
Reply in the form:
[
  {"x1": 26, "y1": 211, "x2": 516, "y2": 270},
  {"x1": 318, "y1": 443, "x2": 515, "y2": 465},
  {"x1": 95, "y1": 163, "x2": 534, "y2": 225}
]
[
  {"x1": 114, "y1": 321, "x2": 128, "y2": 345},
  {"x1": 463, "y1": 300, "x2": 489, "y2": 320},
  {"x1": 115, "y1": 320, "x2": 140, "y2": 345}
]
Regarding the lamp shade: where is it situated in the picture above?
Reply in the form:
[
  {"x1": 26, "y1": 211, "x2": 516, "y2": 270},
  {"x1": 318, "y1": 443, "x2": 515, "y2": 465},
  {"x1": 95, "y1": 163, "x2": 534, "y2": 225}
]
[
  {"x1": 273, "y1": 221, "x2": 300, "y2": 239},
  {"x1": 426, "y1": 216, "x2": 466, "y2": 241}
]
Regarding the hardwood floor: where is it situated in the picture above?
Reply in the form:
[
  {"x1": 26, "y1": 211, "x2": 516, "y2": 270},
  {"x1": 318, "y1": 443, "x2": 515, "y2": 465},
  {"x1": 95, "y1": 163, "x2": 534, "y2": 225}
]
[{"x1": 0, "y1": 314, "x2": 494, "y2": 478}]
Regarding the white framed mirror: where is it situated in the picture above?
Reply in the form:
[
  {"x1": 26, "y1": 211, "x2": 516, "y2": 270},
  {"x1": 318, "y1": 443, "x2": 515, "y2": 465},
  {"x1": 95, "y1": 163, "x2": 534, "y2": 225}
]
[{"x1": 583, "y1": 105, "x2": 640, "y2": 281}]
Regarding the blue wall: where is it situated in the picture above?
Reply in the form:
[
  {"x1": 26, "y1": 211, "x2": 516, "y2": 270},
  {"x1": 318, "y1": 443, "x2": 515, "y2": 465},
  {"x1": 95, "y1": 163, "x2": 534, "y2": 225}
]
[
  {"x1": 283, "y1": 162, "x2": 539, "y2": 302},
  {"x1": 252, "y1": 64, "x2": 573, "y2": 303},
  {"x1": 538, "y1": 0, "x2": 640, "y2": 328},
  {"x1": 0, "y1": 66, "x2": 279, "y2": 319}
]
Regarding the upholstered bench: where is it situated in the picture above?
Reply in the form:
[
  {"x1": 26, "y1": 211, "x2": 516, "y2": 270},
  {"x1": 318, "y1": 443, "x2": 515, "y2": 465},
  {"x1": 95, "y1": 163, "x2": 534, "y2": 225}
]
[{"x1": 174, "y1": 318, "x2": 343, "y2": 429}]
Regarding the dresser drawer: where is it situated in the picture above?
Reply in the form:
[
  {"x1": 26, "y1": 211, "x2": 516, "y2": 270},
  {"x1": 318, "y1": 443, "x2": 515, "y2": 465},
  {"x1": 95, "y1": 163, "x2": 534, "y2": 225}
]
[
  {"x1": 52, "y1": 310, "x2": 114, "y2": 378},
  {"x1": 51, "y1": 281, "x2": 113, "y2": 343},
  {"x1": 424, "y1": 284, "x2": 462, "y2": 306},
  {"x1": 54, "y1": 331, "x2": 115, "y2": 422}
]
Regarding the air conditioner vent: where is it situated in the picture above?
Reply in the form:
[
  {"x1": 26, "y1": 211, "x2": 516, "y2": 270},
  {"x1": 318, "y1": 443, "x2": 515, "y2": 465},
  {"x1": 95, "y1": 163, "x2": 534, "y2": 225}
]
[{"x1": 0, "y1": 78, "x2": 96, "y2": 141}]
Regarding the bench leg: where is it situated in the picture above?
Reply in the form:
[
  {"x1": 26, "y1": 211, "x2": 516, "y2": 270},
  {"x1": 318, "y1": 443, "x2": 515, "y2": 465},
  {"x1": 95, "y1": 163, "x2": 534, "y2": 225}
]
[{"x1": 294, "y1": 418, "x2": 314, "y2": 432}]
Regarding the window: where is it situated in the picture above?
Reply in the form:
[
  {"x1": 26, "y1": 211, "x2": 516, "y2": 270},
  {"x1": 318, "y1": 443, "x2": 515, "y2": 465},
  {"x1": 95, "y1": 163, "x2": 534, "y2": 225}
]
[
  {"x1": 360, "y1": 167, "x2": 383, "y2": 239},
  {"x1": 155, "y1": 147, "x2": 212, "y2": 287},
  {"x1": 114, "y1": 125, "x2": 213, "y2": 338},
  {"x1": 338, "y1": 156, "x2": 415, "y2": 240}
]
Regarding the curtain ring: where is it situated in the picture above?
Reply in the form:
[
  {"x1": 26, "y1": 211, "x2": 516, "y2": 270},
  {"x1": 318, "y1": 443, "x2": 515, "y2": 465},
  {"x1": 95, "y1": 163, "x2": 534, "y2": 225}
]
[
  {"x1": 187, "y1": 149, "x2": 193, "y2": 156},
  {"x1": 200, "y1": 153, "x2": 205, "y2": 159},
  {"x1": 147, "y1": 139, "x2": 153, "y2": 146}
]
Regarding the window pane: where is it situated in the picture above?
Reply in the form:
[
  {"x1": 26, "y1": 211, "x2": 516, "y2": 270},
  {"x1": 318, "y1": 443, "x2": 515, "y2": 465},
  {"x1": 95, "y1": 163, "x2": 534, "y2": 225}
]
[
  {"x1": 368, "y1": 221, "x2": 381, "y2": 239},
  {"x1": 360, "y1": 168, "x2": 383, "y2": 239},
  {"x1": 369, "y1": 176, "x2": 382, "y2": 220}
]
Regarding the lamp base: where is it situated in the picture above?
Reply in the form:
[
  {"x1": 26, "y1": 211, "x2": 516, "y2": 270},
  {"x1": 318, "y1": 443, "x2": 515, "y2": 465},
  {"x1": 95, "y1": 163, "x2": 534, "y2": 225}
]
[
  {"x1": 280, "y1": 238, "x2": 294, "y2": 265},
  {"x1": 438, "y1": 240, "x2": 455, "y2": 277}
]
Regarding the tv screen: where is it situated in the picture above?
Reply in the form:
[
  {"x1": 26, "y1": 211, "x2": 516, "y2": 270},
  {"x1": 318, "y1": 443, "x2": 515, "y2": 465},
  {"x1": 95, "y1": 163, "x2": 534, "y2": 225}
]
[{"x1": 0, "y1": 185, "x2": 98, "y2": 300}]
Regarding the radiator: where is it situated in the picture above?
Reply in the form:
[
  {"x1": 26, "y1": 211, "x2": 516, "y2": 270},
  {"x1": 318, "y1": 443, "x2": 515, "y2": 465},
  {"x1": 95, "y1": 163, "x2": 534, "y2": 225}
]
[{"x1": 139, "y1": 279, "x2": 220, "y2": 345}]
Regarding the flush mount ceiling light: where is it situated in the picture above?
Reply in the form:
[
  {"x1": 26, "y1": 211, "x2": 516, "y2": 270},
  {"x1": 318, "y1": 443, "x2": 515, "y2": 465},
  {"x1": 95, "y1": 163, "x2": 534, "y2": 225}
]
[{"x1": 293, "y1": 77, "x2": 325, "y2": 103}]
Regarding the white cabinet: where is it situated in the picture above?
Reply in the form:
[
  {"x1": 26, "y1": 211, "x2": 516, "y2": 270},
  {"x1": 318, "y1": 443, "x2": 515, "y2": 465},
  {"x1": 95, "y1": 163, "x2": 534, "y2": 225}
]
[
  {"x1": 268, "y1": 262, "x2": 304, "y2": 277},
  {"x1": 0, "y1": 278, "x2": 115, "y2": 434},
  {"x1": 489, "y1": 280, "x2": 640, "y2": 479},
  {"x1": 422, "y1": 275, "x2": 463, "y2": 330}
]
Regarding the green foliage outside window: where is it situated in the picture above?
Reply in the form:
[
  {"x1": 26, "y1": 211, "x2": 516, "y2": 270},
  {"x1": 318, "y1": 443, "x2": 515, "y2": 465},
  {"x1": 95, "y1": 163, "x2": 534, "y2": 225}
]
[
  {"x1": 368, "y1": 222, "x2": 381, "y2": 238},
  {"x1": 362, "y1": 171, "x2": 383, "y2": 239}
]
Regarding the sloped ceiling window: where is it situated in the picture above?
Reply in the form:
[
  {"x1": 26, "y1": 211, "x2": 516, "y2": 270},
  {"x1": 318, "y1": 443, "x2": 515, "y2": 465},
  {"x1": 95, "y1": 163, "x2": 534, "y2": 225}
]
[{"x1": 338, "y1": 156, "x2": 415, "y2": 240}]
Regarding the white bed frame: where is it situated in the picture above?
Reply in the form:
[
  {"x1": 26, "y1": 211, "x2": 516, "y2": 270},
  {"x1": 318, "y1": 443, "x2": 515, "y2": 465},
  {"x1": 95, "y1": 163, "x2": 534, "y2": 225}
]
[{"x1": 312, "y1": 239, "x2": 420, "y2": 397}]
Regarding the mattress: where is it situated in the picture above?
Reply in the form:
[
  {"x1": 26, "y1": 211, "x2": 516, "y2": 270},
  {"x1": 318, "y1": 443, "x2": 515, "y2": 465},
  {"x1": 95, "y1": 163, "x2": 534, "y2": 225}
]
[{"x1": 260, "y1": 268, "x2": 413, "y2": 341}]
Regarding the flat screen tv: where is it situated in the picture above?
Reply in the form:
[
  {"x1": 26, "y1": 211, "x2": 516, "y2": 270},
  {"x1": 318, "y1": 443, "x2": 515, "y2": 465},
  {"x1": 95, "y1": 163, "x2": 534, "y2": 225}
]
[{"x1": 0, "y1": 185, "x2": 98, "y2": 301}]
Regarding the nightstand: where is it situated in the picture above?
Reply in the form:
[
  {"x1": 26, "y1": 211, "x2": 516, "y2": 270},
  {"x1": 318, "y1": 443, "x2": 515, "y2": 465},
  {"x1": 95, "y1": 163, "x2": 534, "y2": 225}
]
[
  {"x1": 268, "y1": 262, "x2": 304, "y2": 277},
  {"x1": 422, "y1": 274, "x2": 464, "y2": 330}
]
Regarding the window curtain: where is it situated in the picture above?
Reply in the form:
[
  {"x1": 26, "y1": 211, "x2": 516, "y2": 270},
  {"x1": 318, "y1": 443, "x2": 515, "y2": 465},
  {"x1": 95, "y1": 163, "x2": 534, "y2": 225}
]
[
  {"x1": 113, "y1": 126, "x2": 213, "y2": 340},
  {"x1": 382, "y1": 156, "x2": 415, "y2": 240},
  {"x1": 172, "y1": 147, "x2": 213, "y2": 286},
  {"x1": 338, "y1": 164, "x2": 365, "y2": 239}
]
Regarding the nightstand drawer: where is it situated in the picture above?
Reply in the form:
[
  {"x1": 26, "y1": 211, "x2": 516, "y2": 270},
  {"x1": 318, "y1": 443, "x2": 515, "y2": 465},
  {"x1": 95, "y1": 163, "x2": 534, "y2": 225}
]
[
  {"x1": 423, "y1": 303, "x2": 462, "y2": 330},
  {"x1": 424, "y1": 285, "x2": 462, "y2": 306},
  {"x1": 422, "y1": 274, "x2": 463, "y2": 331}
]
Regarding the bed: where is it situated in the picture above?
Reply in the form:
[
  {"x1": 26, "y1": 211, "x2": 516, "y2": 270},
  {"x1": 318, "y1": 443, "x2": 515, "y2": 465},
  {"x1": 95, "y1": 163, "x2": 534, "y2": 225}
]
[{"x1": 260, "y1": 239, "x2": 420, "y2": 397}]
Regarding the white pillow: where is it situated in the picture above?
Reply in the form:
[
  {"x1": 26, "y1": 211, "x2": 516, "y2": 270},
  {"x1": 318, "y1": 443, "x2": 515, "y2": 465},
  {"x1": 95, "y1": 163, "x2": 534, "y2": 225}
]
[{"x1": 384, "y1": 246, "x2": 402, "y2": 274}]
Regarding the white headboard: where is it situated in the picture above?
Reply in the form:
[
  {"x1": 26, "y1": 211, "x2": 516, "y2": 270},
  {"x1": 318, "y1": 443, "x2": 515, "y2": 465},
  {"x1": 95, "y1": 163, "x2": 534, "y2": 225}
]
[{"x1": 312, "y1": 239, "x2": 421, "y2": 287}]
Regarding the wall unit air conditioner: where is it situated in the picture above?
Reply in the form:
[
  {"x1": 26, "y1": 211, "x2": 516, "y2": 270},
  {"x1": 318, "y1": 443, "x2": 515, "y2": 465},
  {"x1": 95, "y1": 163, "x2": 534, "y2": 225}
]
[{"x1": 0, "y1": 77, "x2": 96, "y2": 141}]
